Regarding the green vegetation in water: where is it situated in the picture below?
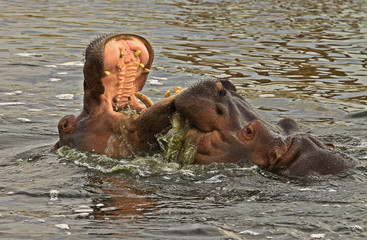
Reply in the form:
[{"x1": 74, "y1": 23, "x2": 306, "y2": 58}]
[{"x1": 157, "y1": 113, "x2": 197, "y2": 165}]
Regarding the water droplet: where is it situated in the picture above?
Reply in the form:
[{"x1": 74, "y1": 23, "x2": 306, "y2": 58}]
[
  {"x1": 17, "y1": 118, "x2": 31, "y2": 123},
  {"x1": 50, "y1": 190, "x2": 59, "y2": 201},
  {"x1": 310, "y1": 233, "x2": 325, "y2": 239},
  {"x1": 55, "y1": 223, "x2": 69, "y2": 230}
]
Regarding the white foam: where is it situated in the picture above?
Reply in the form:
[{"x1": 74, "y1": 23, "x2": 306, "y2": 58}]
[
  {"x1": 50, "y1": 189, "x2": 59, "y2": 201},
  {"x1": 55, "y1": 223, "x2": 70, "y2": 230},
  {"x1": 310, "y1": 233, "x2": 325, "y2": 239},
  {"x1": 50, "y1": 78, "x2": 61, "y2": 82},
  {"x1": 259, "y1": 94, "x2": 275, "y2": 98},
  {"x1": 17, "y1": 118, "x2": 31, "y2": 123},
  {"x1": 56, "y1": 94, "x2": 74, "y2": 100},
  {"x1": 150, "y1": 76, "x2": 168, "y2": 81},
  {"x1": 0, "y1": 102, "x2": 25, "y2": 106},
  {"x1": 15, "y1": 53, "x2": 42, "y2": 57},
  {"x1": 148, "y1": 79, "x2": 164, "y2": 85},
  {"x1": 5, "y1": 90, "x2": 23, "y2": 96},
  {"x1": 59, "y1": 61, "x2": 84, "y2": 66},
  {"x1": 240, "y1": 230, "x2": 260, "y2": 236},
  {"x1": 351, "y1": 225, "x2": 363, "y2": 231}
]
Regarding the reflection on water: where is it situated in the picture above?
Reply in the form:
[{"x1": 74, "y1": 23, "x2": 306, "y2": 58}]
[{"x1": 0, "y1": 0, "x2": 366, "y2": 239}]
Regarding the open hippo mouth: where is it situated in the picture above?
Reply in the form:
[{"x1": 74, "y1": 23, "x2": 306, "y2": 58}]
[
  {"x1": 83, "y1": 33, "x2": 154, "y2": 114},
  {"x1": 54, "y1": 33, "x2": 176, "y2": 156}
]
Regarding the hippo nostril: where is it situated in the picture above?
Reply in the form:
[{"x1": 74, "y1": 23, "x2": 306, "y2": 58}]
[
  {"x1": 216, "y1": 105, "x2": 223, "y2": 115},
  {"x1": 269, "y1": 147, "x2": 282, "y2": 166},
  {"x1": 63, "y1": 122, "x2": 68, "y2": 128}
]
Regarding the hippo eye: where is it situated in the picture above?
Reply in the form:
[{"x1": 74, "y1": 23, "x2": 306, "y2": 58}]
[
  {"x1": 245, "y1": 127, "x2": 254, "y2": 136},
  {"x1": 241, "y1": 125, "x2": 255, "y2": 141},
  {"x1": 245, "y1": 125, "x2": 255, "y2": 137},
  {"x1": 64, "y1": 122, "x2": 69, "y2": 128},
  {"x1": 246, "y1": 127, "x2": 252, "y2": 135}
]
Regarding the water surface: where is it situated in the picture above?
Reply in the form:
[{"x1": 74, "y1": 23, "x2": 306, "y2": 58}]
[{"x1": 1, "y1": 0, "x2": 366, "y2": 239}]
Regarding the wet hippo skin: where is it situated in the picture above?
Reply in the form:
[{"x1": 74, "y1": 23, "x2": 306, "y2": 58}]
[
  {"x1": 174, "y1": 80, "x2": 358, "y2": 175},
  {"x1": 53, "y1": 33, "x2": 175, "y2": 156}
]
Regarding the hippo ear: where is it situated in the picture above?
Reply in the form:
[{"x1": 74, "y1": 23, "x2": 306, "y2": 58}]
[
  {"x1": 277, "y1": 118, "x2": 301, "y2": 135},
  {"x1": 219, "y1": 80, "x2": 237, "y2": 92}
]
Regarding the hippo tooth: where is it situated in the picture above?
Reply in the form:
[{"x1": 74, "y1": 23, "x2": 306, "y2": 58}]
[
  {"x1": 142, "y1": 68, "x2": 150, "y2": 73},
  {"x1": 135, "y1": 92, "x2": 154, "y2": 108},
  {"x1": 120, "y1": 51, "x2": 124, "y2": 58},
  {"x1": 116, "y1": 64, "x2": 123, "y2": 71},
  {"x1": 139, "y1": 63, "x2": 145, "y2": 68},
  {"x1": 173, "y1": 87, "x2": 181, "y2": 95},
  {"x1": 104, "y1": 70, "x2": 110, "y2": 76},
  {"x1": 134, "y1": 50, "x2": 141, "y2": 57},
  {"x1": 164, "y1": 90, "x2": 171, "y2": 98}
]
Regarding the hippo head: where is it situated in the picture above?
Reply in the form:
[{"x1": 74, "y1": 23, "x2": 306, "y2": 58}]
[
  {"x1": 53, "y1": 34, "x2": 175, "y2": 156},
  {"x1": 174, "y1": 80, "x2": 357, "y2": 175}
]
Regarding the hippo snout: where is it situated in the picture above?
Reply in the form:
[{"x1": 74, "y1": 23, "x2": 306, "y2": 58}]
[{"x1": 273, "y1": 134, "x2": 358, "y2": 175}]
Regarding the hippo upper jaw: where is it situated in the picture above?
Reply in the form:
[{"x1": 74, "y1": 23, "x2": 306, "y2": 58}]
[{"x1": 83, "y1": 33, "x2": 154, "y2": 114}]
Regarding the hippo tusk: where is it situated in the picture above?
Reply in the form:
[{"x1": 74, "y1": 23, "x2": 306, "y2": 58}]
[
  {"x1": 164, "y1": 90, "x2": 171, "y2": 98},
  {"x1": 173, "y1": 87, "x2": 181, "y2": 95},
  {"x1": 134, "y1": 92, "x2": 154, "y2": 108}
]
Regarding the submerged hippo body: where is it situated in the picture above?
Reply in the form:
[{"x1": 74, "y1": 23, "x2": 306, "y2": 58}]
[
  {"x1": 174, "y1": 80, "x2": 357, "y2": 175},
  {"x1": 53, "y1": 34, "x2": 175, "y2": 156}
]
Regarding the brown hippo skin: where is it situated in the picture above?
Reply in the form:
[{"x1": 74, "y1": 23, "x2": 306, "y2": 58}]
[
  {"x1": 174, "y1": 80, "x2": 358, "y2": 175},
  {"x1": 53, "y1": 33, "x2": 175, "y2": 156}
]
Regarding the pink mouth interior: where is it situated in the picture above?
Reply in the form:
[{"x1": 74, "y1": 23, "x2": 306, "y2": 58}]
[{"x1": 102, "y1": 36, "x2": 151, "y2": 112}]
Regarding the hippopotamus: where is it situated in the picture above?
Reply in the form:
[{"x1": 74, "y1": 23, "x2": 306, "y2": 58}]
[
  {"x1": 174, "y1": 79, "x2": 358, "y2": 175},
  {"x1": 53, "y1": 33, "x2": 175, "y2": 156},
  {"x1": 53, "y1": 34, "x2": 357, "y2": 176}
]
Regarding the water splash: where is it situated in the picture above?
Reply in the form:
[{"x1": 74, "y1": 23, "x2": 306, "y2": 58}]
[
  {"x1": 49, "y1": 189, "x2": 59, "y2": 201},
  {"x1": 57, "y1": 146, "x2": 182, "y2": 177}
]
